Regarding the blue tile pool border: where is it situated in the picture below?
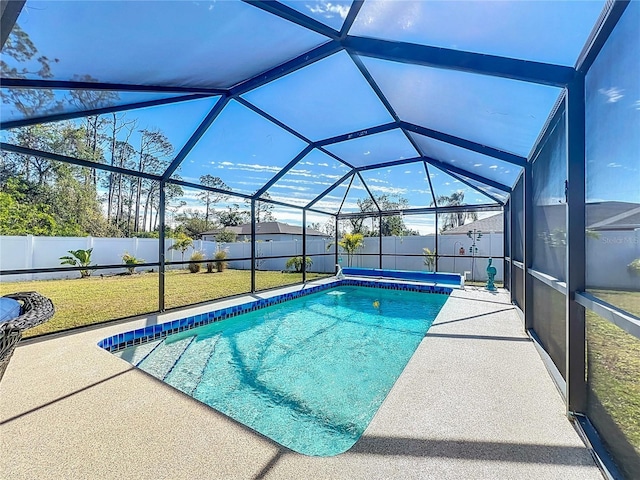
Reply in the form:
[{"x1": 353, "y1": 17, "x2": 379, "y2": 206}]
[{"x1": 98, "y1": 279, "x2": 452, "y2": 353}]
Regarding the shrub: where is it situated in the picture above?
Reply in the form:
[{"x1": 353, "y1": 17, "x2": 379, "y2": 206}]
[
  {"x1": 189, "y1": 251, "x2": 205, "y2": 273},
  {"x1": 122, "y1": 252, "x2": 144, "y2": 274},
  {"x1": 628, "y1": 258, "x2": 640, "y2": 276},
  {"x1": 216, "y1": 229, "x2": 237, "y2": 243},
  {"x1": 285, "y1": 256, "x2": 313, "y2": 273},
  {"x1": 168, "y1": 233, "x2": 193, "y2": 264},
  {"x1": 60, "y1": 248, "x2": 94, "y2": 278},
  {"x1": 214, "y1": 250, "x2": 228, "y2": 272}
]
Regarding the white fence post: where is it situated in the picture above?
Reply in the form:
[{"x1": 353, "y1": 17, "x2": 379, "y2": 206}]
[{"x1": 27, "y1": 234, "x2": 34, "y2": 281}]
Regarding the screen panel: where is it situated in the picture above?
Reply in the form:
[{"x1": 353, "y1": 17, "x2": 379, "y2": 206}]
[
  {"x1": 531, "y1": 111, "x2": 567, "y2": 282},
  {"x1": 2, "y1": 1, "x2": 329, "y2": 88},
  {"x1": 586, "y1": 308, "x2": 640, "y2": 480},
  {"x1": 323, "y1": 129, "x2": 419, "y2": 168},
  {"x1": 531, "y1": 275, "x2": 566, "y2": 379},
  {"x1": 175, "y1": 100, "x2": 308, "y2": 195},
  {"x1": 360, "y1": 56, "x2": 562, "y2": 157},
  {"x1": 410, "y1": 132, "x2": 522, "y2": 187},
  {"x1": 263, "y1": 149, "x2": 351, "y2": 207},
  {"x1": 351, "y1": 0, "x2": 605, "y2": 66},
  {"x1": 242, "y1": 51, "x2": 394, "y2": 141},
  {"x1": 585, "y1": 1, "x2": 640, "y2": 316}
]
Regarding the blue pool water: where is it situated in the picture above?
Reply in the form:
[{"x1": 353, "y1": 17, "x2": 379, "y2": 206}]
[{"x1": 115, "y1": 286, "x2": 448, "y2": 456}]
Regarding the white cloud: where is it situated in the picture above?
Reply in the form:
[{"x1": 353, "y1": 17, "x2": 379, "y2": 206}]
[
  {"x1": 369, "y1": 185, "x2": 407, "y2": 195},
  {"x1": 607, "y1": 162, "x2": 622, "y2": 168},
  {"x1": 364, "y1": 151, "x2": 371, "y2": 155},
  {"x1": 489, "y1": 165, "x2": 498, "y2": 169},
  {"x1": 599, "y1": 87, "x2": 624, "y2": 103},
  {"x1": 268, "y1": 184, "x2": 309, "y2": 192},
  {"x1": 366, "y1": 178, "x2": 389, "y2": 184},
  {"x1": 308, "y1": 1, "x2": 350, "y2": 20},
  {"x1": 318, "y1": 162, "x2": 329, "y2": 167},
  {"x1": 473, "y1": 163, "x2": 482, "y2": 167}
]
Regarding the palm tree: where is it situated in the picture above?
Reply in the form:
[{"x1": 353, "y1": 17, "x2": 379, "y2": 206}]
[
  {"x1": 338, "y1": 233, "x2": 364, "y2": 267},
  {"x1": 433, "y1": 191, "x2": 478, "y2": 232}
]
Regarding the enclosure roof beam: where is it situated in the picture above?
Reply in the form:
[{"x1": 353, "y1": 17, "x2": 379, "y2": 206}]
[
  {"x1": 242, "y1": 0, "x2": 340, "y2": 40},
  {"x1": 356, "y1": 157, "x2": 425, "y2": 171},
  {"x1": 253, "y1": 145, "x2": 314, "y2": 199},
  {"x1": 315, "y1": 122, "x2": 398, "y2": 147},
  {"x1": 167, "y1": 178, "x2": 251, "y2": 200},
  {"x1": 1, "y1": 0, "x2": 26, "y2": 48},
  {"x1": 343, "y1": 36, "x2": 576, "y2": 87},
  {"x1": 347, "y1": 51, "x2": 432, "y2": 178},
  {"x1": 427, "y1": 161, "x2": 506, "y2": 205},
  {"x1": 251, "y1": 195, "x2": 331, "y2": 217},
  {"x1": 0, "y1": 77, "x2": 227, "y2": 95},
  {"x1": 162, "y1": 96, "x2": 229, "y2": 181},
  {"x1": 337, "y1": 174, "x2": 356, "y2": 214},
  {"x1": 0, "y1": 94, "x2": 215, "y2": 130},
  {"x1": 229, "y1": 40, "x2": 342, "y2": 95},
  {"x1": 356, "y1": 171, "x2": 381, "y2": 212},
  {"x1": 401, "y1": 122, "x2": 527, "y2": 168},
  {"x1": 424, "y1": 156, "x2": 512, "y2": 193},
  {"x1": 1, "y1": 142, "x2": 160, "y2": 181},
  {"x1": 576, "y1": 0, "x2": 631, "y2": 74},
  {"x1": 424, "y1": 161, "x2": 438, "y2": 209},
  {"x1": 339, "y1": 1, "x2": 364, "y2": 40},
  {"x1": 336, "y1": 203, "x2": 502, "y2": 220},
  {"x1": 305, "y1": 170, "x2": 356, "y2": 210},
  {"x1": 236, "y1": 97, "x2": 355, "y2": 170}
]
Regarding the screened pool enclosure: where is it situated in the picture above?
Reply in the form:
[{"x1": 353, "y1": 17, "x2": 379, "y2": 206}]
[{"x1": 0, "y1": 1, "x2": 638, "y2": 477}]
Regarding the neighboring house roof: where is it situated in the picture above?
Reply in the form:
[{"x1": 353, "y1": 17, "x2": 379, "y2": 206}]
[
  {"x1": 441, "y1": 213, "x2": 504, "y2": 235},
  {"x1": 201, "y1": 222, "x2": 328, "y2": 237},
  {"x1": 586, "y1": 201, "x2": 640, "y2": 231},
  {"x1": 440, "y1": 201, "x2": 640, "y2": 236}
]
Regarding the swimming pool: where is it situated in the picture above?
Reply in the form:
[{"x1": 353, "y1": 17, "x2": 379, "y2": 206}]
[{"x1": 107, "y1": 282, "x2": 450, "y2": 456}]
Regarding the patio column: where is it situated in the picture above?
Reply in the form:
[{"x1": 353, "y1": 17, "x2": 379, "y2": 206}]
[
  {"x1": 251, "y1": 199, "x2": 256, "y2": 293},
  {"x1": 435, "y1": 212, "x2": 439, "y2": 271},
  {"x1": 524, "y1": 162, "x2": 534, "y2": 331},
  {"x1": 302, "y1": 209, "x2": 307, "y2": 283},
  {"x1": 565, "y1": 74, "x2": 587, "y2": 415},
  {"x1": 334, "y1": 216, "x2": 339, "y2": 271},
  {"x1": 158, "y1": 180, "x2": 166, "y2": 311},
  {"x1": 379, "y1": 213, "x2": 382, "y2": 269}
]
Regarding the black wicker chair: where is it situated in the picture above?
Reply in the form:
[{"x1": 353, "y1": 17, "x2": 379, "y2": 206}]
[{"x1": 0, "y1": 292, "x2": 55, "y2": 382}]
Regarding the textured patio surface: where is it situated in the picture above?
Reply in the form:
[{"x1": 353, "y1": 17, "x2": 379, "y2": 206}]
[{"x1": 0, "y1": 284, "x2": 602, "y2": 479}]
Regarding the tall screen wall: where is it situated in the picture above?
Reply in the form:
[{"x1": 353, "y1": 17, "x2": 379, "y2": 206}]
[{"x1": 584, "y1": 2, "x2": 640, "y2": 477}]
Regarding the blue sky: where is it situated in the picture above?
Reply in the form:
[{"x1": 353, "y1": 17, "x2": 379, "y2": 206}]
[{"x1": 3, "y1": 0, "x2": 637, "y2": 233}]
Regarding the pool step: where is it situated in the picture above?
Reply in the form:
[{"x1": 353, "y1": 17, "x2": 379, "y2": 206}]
[
  {"x1": 164, "y1": 334, "x2": 222, "y2": 396},
  {"x1": 112, "y1": 339, "x2": 162, "y2": 366},
  {"x1": 138, "y1": 337, "x2": 194, "y2": 381}
]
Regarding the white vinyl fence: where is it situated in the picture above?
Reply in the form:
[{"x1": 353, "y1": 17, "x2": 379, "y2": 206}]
[
  {"x1": 3, "y1": 229, "x2": 637, "y2": 286},
  {"x1": 1, "y1": 233, "x2": 505, "y2": 283}
]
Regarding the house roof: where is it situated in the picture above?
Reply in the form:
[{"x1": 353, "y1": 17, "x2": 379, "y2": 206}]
[
  {"x1": 441, "y1": 201, "x2": 640, "y2": 236},
  {"x1": 202, "y1": 222, "x2": 327, "y2": 237},
  {"x1": 441, "y1": 213, "x2": 504, "y2": 235}
]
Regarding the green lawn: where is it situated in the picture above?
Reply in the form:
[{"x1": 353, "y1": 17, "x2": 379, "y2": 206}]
[
  {"x1": 0, "y1": 269, "x2": 329, "y2": 337},
  {"x1": 587, "y1": 290, "x2": 640, "y2": 458}
]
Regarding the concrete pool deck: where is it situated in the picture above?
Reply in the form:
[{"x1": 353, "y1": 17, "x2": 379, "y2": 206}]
[{"x1": 0, "y1": 284, "x2": 602, "y2": 479}]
